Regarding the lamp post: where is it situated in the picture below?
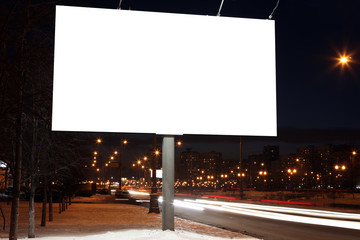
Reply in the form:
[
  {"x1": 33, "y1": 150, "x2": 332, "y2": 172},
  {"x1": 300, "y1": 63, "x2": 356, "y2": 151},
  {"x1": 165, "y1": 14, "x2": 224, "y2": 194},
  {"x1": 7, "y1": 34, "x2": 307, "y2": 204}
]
[
  {"x1": 118, "y1": 139, "x2": 127, "y2": 190},
  {"x1": 149, "y1": 134, "x2": 160, "y2": 213},
  {"x1": 334, "y1": 164, "x2": 346, "y2": 188},
  {"x1": 351, "y1": 151, "x2": 356, "y2": 191},
  {"x1": 239, "y1": 137, "x2": 244, "y2": 199}
]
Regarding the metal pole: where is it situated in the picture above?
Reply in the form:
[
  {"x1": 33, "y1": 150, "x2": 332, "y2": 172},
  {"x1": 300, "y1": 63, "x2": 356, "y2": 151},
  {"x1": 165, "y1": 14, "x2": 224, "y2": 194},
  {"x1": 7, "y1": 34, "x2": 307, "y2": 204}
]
[
  {"x1": 119, "y1": 142, "x2": 123, "y2": 189},
  {"x1": 240, "y1": 136, "x2": 244, "y2": 199},
  {"x1": 149, "y1": 134, "x2": 160, "y2": 213},
  {"x1": 162, "y1": 136, "x2": 175, "y2": 231},
  {"x1": 217, "y1": 0, "x2": 225, "y2": 16}
]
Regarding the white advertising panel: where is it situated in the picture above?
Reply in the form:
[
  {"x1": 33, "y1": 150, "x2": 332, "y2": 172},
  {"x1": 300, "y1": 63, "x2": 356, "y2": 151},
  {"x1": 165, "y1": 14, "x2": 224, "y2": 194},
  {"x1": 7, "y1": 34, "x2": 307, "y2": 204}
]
[
  {"x1": 52, "y1": 6, "x2": 277, "y2": 136},
  {"x1": 150, "y1": 169, "x2": 163, "y2": 179}
]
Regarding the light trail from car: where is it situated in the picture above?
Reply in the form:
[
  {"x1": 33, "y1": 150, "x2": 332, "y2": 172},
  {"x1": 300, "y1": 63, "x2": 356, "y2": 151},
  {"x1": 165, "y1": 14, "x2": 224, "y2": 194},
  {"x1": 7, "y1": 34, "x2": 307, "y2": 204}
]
[{"x1": 168, "y1": 198, "x2": 360, "y2": 230}]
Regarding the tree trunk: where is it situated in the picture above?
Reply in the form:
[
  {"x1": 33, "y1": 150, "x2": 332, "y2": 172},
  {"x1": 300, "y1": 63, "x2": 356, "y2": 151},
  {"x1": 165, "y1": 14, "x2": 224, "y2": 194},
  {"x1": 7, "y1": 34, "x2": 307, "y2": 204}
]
[
  {"x1": 9, "y1": 74, "x2": 24, "y2": 240},
  {"x1": 40, "y1": 177, "x2": 47, "y2": 226},
  {"x1": 48, "y1": 182, "x2": 53, "y2": 221},
  {"x1": 9, "y1": 1, "x2": 29, "y2": 238},
  {"x1": 28, "y1": 176, "x2": 36, "y2": 238},
  {"x1": 9, "y1": 114, "x2": 22, "y2": 240}
]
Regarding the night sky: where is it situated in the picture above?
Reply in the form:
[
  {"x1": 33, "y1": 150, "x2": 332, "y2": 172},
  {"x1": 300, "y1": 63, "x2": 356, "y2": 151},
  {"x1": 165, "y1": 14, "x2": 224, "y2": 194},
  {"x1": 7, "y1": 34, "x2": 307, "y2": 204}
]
[{"x1": 2, "y1": 0, "x2": 360, "y2": 163}]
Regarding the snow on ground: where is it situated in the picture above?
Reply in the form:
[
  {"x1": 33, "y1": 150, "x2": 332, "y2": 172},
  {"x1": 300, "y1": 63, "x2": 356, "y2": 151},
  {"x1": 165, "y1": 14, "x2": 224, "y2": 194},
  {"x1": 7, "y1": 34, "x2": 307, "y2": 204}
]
[
  {"x1": 24, "y1": 229, "x2": 256, "y2": 240},
  {"x1": 0, "y1": 198, "x2": 258, "y2": 240}
]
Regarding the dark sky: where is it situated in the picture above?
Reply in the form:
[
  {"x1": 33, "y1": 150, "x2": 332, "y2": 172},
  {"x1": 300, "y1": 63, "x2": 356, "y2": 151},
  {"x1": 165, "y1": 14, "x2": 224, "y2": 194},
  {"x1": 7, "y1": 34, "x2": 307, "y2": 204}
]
[
  {"x1": 56, "y1": 0, "x2": 360, "y2": 130},
  {"x1": 57, "y1": 0, "x2": 360, "y2": 159},
  {"x1": 3, "y1": 0, "x2": 360, "y2": 162}
]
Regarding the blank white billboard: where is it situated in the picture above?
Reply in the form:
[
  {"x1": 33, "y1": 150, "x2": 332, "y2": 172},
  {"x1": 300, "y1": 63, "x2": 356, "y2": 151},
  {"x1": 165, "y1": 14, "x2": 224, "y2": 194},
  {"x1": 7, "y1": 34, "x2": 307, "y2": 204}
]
[{"x1": 52, "y1": 6, "x2": 277, "y2": 136}]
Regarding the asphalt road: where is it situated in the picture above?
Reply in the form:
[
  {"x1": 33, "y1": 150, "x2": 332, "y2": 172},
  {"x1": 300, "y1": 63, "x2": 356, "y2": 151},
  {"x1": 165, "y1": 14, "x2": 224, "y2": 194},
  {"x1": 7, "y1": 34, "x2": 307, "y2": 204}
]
[{"x1": 173, "y1": 205, "x2": 360, "y2": 240}]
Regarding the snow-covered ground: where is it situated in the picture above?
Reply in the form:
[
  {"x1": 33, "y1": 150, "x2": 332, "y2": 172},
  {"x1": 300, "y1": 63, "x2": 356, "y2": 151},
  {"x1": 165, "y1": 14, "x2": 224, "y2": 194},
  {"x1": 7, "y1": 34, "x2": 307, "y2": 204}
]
[
  {"x1": 22, "y1": 229, "x2": 256, "y2": 240},
  {"x1": 0, "y1": 197, "x2": 258, "y2": 240}
]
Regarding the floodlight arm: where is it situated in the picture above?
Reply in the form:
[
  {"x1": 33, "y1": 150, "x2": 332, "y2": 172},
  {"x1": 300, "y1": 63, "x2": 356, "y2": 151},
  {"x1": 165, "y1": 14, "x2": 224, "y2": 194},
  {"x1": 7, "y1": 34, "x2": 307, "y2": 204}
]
[
  {"x1": 117, "y1": 0, "x2": 122, "y2": 10},
  {"x1": 217, "y1": 0, "x2": 225, "y2": 16}
]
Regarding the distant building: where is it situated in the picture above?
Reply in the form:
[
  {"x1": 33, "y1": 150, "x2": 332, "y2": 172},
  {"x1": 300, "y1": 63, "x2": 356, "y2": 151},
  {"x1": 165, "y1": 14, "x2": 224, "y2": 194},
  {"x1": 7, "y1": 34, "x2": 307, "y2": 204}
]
[
  {"x1": 263, "y1": 145, "x2": 279, "y2": 163},
  {"x1": 180, "y1": 150, "x2": 222, "y2": 181}
]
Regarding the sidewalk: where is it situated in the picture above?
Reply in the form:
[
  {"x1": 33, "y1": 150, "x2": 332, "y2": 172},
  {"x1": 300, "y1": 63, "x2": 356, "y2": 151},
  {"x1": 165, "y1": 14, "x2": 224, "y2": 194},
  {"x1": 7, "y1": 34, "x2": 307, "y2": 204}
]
[{"x1": 0, "y1": 197, "x2": 258, "y2": 240}]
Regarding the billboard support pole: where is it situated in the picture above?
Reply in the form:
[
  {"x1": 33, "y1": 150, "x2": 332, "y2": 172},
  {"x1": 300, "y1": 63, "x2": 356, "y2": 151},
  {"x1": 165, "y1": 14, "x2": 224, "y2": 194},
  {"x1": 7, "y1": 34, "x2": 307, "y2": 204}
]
[{"x1": 162, "y1": 136, "x2": 175, "y2": 231}]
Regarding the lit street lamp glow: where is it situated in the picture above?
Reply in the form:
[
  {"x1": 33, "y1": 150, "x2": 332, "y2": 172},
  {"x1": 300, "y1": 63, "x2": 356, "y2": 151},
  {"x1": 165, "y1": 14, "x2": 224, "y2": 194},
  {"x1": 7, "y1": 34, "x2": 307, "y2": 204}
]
[{"x1": 340, "y1": 57, "x2": 348, "y2": 63}]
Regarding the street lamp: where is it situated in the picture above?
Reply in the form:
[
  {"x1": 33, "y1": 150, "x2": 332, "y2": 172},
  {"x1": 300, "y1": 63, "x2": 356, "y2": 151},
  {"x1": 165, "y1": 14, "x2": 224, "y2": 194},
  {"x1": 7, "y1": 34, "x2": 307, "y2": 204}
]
[
  {"x1": 97, "y1": 138, "x2": 102, "y2": 143},
  {"x1": 351, "y1": 151, "x2": 357, "y2": 190},
  {"x1": 117, "y1": 139, "x2": 128, "y2": 190},
  {"x1": 340, "y1": 57, "x2": 349, "y2": 63}
]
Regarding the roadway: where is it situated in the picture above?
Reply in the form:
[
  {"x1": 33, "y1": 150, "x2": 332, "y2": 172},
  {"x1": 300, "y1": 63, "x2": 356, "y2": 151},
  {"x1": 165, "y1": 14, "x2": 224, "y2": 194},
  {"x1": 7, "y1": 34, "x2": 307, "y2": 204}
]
[
  {"x1": 123, "y1": 191, "x2": 360, "y2": 240},
  {"x1": 172, "y1": 200, "x2": 360, "y2": 240}
]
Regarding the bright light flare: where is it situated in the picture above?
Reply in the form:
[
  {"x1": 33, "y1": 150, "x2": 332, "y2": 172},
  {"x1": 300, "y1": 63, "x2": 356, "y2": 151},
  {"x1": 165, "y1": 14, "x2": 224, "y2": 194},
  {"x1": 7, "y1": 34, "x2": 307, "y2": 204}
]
[
  {"x1": 158, "y1": 197, "x2": 204, "y2": 211},
  {"x1": 183, "y1": 199, "x2": 360, "y2": 230},
  {"x1": 340, "y1": 57, "x2": 348, "y2": 63},
  {"x1": 128, "y1": 190, "x2": 150, "y2": 196}
]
